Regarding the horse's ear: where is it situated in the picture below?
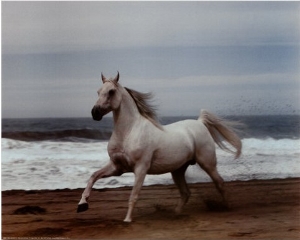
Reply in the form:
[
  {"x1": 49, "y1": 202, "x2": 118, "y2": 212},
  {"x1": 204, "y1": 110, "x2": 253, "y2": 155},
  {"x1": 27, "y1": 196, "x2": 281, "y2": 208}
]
[
  {"x1": 101, "y1": 72, "x2": 107, "y2": 83},
  {"x1": 113, "y1": 71, "x2": 119, "y2": 83}
]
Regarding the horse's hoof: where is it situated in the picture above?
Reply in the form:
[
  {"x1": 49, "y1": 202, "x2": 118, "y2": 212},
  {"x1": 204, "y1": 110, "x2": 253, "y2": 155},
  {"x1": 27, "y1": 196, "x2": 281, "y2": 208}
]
[
  {"x1": 205, "y1": 200, "x2": 229, "y2": 212},
  {"x1": 123, "y1": 218, "x2": 132, "y2": 223},
  {"x1": 77, "y1": 203, "x2": 89, "y2": 213}
]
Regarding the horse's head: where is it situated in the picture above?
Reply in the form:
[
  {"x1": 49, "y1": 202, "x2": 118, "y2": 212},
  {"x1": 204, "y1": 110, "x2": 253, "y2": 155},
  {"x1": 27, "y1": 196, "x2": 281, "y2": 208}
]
[{"x1": 92, "y1": 72, "x2": 122, "y2": 121}]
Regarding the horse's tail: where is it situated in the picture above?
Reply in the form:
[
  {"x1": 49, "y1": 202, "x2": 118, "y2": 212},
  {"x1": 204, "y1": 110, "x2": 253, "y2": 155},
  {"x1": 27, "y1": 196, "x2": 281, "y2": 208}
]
[{"x1": 199, "y1": 110, "x2": 242, "y2": 159}]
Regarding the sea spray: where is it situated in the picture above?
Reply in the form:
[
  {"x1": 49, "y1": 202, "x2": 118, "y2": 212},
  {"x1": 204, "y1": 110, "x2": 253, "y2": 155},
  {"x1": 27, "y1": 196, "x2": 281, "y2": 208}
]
[
  {"x1": 2, "y1": 137, "x2": 300, "y2": 190},
  {"x1": 2, "y1": 115, "x2": 300, "y2": 190}
]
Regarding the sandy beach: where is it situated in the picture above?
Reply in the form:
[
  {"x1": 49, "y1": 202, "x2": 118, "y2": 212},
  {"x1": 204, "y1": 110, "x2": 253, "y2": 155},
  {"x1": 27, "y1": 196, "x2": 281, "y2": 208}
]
[{"x1": 2, "y1": 178, "x2": 300, "y2": 239}]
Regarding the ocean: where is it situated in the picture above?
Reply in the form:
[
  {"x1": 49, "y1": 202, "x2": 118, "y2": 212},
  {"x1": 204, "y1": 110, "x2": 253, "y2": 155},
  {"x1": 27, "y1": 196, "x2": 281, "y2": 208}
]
[{"x1": 2, "y1": 115, "x2": 300, "y2": 190}]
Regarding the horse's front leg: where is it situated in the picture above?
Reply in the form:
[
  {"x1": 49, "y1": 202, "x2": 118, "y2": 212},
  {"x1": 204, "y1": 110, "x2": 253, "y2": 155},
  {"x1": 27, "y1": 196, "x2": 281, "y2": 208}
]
[
  {"x1": 77, "y1": 161, "x2": 121, "y2": 213},
  {"x1": 123, "y1": 165, "x2": 148, "y2": 223}
]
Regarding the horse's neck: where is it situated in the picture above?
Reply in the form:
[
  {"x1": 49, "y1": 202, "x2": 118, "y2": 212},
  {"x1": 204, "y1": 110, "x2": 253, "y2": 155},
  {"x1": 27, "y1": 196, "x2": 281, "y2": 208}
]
[{"x1": 112, "y1": 90, "x2": 140, "y2": 138}]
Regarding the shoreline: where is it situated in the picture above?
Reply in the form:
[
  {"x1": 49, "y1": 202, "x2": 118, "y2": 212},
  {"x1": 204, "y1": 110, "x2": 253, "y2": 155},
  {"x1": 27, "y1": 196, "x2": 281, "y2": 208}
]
[
  {"x1": 2, "y1": 178, "x2": 300, "y2": 239},
  {"x1": 2, "y1": 176, "x2": 300, "y2": 192}
]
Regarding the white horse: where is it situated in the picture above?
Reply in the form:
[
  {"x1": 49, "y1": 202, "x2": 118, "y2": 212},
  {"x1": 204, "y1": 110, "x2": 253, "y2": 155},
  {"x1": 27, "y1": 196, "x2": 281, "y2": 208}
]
[{"x1": 77, "y1": 72, "x2": 242, "y2": 222}]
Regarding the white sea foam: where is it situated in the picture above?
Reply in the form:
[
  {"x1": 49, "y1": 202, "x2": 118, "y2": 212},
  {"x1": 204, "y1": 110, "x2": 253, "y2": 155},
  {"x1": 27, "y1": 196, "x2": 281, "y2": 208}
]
[{"x1": 2, "y1": 138, "x2": 300, "y2": 190}]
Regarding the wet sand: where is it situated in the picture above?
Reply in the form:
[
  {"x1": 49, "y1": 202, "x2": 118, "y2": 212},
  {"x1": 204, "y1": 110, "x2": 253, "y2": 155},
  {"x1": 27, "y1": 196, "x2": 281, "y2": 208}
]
[{"x1": 2, "y1": 178, "x2": 300, "y2": 239}]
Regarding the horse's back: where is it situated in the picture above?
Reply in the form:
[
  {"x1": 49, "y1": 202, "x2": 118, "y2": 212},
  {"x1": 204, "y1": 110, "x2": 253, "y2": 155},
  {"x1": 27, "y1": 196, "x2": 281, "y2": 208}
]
[
  {"x1": 165, "y1": 118, "x2": 216, "y2": 156},
  {"x1": 147, "y1": 118, "x2": 215, "y2": 174},
  {"x1": 164, "y1": 119, "x2": 212, "y2": 144},
  {"x1": 162, "y1": 118, "x2": 215, "y2": 155}
]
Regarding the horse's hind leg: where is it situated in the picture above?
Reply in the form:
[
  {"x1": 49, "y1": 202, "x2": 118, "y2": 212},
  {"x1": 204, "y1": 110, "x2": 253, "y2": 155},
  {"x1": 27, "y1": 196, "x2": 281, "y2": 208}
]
[
  {"x1": 197, "y1": 153, "x2": 227, "y2": 205},
  {"x1": 207, "y1": 168, "x2": 226, "y2": 203},
  {"x1": 77, "y1": 161, "x2": 121, "y2": 213},
  {"x1": 171, "y1": 162, "x2": 191, "y2": 214}
]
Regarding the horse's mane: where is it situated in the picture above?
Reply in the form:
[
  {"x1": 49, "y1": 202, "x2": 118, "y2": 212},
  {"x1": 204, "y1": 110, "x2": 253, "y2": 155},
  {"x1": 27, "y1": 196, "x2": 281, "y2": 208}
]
[{"x1": 124, "y1": 87, "x2": 163, "y2": 130}]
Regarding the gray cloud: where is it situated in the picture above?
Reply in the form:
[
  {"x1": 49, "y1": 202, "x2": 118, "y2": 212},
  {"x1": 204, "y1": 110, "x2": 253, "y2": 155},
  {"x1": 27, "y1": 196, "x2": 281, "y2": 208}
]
[
  {"x1": 2, "y1": 2, "x2": 300, "y2": 118},
  {"x1": 2, "y1": 2, "x2": 299, "y2": 54}
]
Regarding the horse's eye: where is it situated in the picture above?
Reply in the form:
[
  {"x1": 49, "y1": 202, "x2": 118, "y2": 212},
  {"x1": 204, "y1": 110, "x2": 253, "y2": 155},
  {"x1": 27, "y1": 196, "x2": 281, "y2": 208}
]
[{"x1": 108, "y1": 89, "x2": 115, "y2": 97}]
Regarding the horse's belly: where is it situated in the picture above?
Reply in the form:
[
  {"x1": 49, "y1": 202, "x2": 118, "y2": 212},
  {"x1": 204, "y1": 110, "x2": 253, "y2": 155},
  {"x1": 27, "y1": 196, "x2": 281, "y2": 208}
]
[
  {"x1": 147, "y1": 147, "x2": 193, "y2": 174},
  {"x1": 148, "y1": 158, "x2": 191, "y2": 174},
  {"x1": 147, "y1": 121, "x2": 206, "y2": 174}
]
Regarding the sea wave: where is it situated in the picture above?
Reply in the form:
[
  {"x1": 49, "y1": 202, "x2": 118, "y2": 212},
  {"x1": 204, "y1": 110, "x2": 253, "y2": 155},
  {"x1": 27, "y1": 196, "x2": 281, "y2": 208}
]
[
  {"x1": 2, "y1": 137, "x2": 300, "y2": 190},
  {"x1": 241, "y1": 138, "x2": 300, "y2": 157},
  {"x1": 2, "y1": 129, "x2": 111, "y2": 142}
]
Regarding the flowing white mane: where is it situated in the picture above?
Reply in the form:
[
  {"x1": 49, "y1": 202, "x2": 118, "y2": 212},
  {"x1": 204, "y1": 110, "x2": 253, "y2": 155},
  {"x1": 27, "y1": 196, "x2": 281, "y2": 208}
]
[{"x1": 124, "y1": 87, "x2": 163, "y2": 130}]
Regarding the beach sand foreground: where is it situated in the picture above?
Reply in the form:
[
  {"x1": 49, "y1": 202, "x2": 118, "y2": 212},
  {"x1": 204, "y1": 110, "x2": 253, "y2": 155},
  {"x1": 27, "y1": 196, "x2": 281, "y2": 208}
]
[{"x1": 2, "y1": 178, "x2": 300, "y2": 239}]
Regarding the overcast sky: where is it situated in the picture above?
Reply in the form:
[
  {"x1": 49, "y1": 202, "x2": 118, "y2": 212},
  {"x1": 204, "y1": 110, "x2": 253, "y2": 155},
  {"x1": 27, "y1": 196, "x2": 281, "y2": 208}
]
[{"x1": 2, "y1": 1, "x2": 300, "y2": 118}]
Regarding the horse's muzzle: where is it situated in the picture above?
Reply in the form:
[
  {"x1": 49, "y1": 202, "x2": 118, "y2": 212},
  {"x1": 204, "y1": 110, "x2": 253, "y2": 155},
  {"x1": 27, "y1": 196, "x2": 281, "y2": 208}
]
[{"x1": 91, "y1": 106, "x2": 103, "y2": 121}]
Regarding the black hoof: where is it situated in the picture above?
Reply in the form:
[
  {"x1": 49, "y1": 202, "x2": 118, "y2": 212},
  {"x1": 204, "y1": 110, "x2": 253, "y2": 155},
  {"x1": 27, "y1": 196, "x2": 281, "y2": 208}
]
[
  {"x1": 77, "y1": 203, "x2": 89, "y2": 213},
  {"x1": 205, "y1": 200, "x2": 229, "y2": 212}
]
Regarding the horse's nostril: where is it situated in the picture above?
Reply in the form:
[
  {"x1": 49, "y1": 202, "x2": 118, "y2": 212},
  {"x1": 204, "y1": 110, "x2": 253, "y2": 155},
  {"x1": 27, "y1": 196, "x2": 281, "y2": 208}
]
[
  {"x1": 91, "y1": 106, "x2": 102, "y2": 121},
  {"x1": 91, "y1": 106, "x2": 96, "y2": 114},
  {"x1": 91, "y1": 106, "x2": 96, "y2": 116}
]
